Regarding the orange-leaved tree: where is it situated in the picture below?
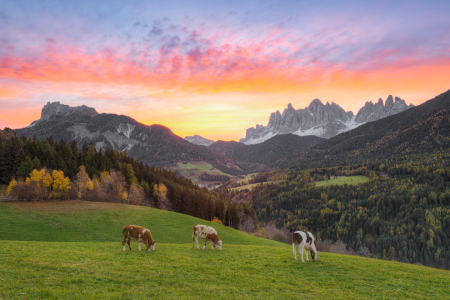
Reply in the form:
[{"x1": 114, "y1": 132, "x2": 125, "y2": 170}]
[{"x1": 73, "y1": 166, "x2": 94, "y2": 199}]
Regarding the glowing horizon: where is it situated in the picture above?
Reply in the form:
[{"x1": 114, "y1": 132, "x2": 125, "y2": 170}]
[{"x1": 1, "y1": 0, "x2": 449, "y2": 141}]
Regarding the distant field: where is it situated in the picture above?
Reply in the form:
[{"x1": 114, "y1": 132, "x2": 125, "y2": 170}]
[
  {"x1": 173, "y1": 161, "x2": 232, "y2": 185},
  {"x1": 230, "y1": 180, "x2": 284, "y2": 191},
  {"x1": 0, "y1": 201, "x2": 448, "y2": 299},
  {"x1": 315, "y1": 176, "x2": 369, "y2": 187}
]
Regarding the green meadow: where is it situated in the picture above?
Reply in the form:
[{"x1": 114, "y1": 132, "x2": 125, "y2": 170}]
[
  {"x1": 230, "y1": 180, "x2": 284, "y2": 192},
  {"x1": 315, "y1": 175, "x2": 370, "y2": 187},
  {"x1": 172, "y1": 161, "x2": 232, "y2": 185},
  {"x1": 0, "y1": 201, "x2": 448, "y2": 299}
]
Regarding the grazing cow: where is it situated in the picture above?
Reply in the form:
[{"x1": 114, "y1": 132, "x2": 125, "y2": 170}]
[
  {"x1": 292, "y1": 231, "x2": 318, "y2": 263},
  {"x1": 122, "y1": 225, "x2": 156, "y2": 251},
  {"x1": 192, "y1": 224, "x2": 222, "y2": 250}
]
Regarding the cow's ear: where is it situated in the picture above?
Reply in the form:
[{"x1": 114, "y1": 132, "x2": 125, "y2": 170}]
[{"x1": 152, "y1": 241, "x2": 156, "y2": 245}]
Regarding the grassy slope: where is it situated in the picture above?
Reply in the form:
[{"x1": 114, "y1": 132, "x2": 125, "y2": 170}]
[
  {"x1": 315, "y1": 175, "x2": 369, "y2": 187},
  {"x1": 0, "y1": 201, "x2": 449, "y2": 299}
]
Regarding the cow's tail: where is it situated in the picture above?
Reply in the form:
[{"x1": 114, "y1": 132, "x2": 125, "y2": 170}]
[{"x1": 122, "y1": 226, "x2": 127, "y2": 235}]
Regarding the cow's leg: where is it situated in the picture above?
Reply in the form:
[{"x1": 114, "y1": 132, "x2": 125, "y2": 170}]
[
  {"x1": 293, "y1": 242, "x2": 298, "y2": 263},
  {"x1": 300, "y1": 244, "x2": 305, "y2": 263},
  {"x1": 127, "y1": 238, "x2": 132, "y2": 251},
  {"x1": 122, "y1": 235, "x2": 127, "y2": 251},
  {"x1": 305, "y1": 250, "x2": 309, "y2": 262},
  {"x1": 210, "y1": 240, "x2": 214, "y2": 250},
  {"x1": 139, "y1": 241, "x2": 142, "y2": 251},
  {"x1": 203, "y1": 236, "x2": 211, "y2": 250},
  {"x1": 193, "y1": 235, "x2": 199, "y2": 249}
]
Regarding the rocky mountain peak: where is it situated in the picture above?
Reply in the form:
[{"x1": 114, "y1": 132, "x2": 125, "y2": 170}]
[
  {"x1": 268, "y1": 111, "x2": 282, "y2": 126},
  {"x1": 309, "y1": 99, "x2": 324, "y2": 110},
  {"x1": 27, "y1": 101, "x2": 98, "y2": 128},
  {"x1": 354, "y1": 95, "x2": 411, "y2": 123},
  {"x1": 185, "y1": 135, "x2": 215, "y2": 147}
]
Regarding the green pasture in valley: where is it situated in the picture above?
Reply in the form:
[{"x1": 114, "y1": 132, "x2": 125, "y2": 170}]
[
  {"x1": 315, "y1": 175, "x2": 370, "y2": 187},
  {"x1": 0, "y1": 201, "x2": 448, "y2": 299},
  {"x1": 230, "y1": 180, "x2": 284, "y2": 192},
  {"x1": 172, "y1": 161, "x2": 232, "y2": 185}
]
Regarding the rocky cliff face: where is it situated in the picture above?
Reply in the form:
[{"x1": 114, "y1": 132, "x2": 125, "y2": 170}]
[
  {"x1": 27, "y1": 102, "x2": 98, "y2": 128},
  {"x1": 355, "y1": 96, "x2": 413, "y2": 123},
  {"x1": 185, "y1": 135, "x2": 215, "y2": 146},
  {"x1": 240, "y1": 95, "x2": 413, "y2": 144}
]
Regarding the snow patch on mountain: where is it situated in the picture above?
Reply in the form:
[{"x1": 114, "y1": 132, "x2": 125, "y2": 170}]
[
  {"x1": 116, "y1": 123, "x2": 136, "y2": 139},
  {"x1": 185, "y1": 135, "x2": 215, "y2": 146}
]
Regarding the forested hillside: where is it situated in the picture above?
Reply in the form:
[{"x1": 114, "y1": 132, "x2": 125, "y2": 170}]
[
  {"x1": 0, "y1": 131, "x2": 256, "y2": 228},
  {"x1": 220, "y1": 151, "x2": 450, "y2": 268}
]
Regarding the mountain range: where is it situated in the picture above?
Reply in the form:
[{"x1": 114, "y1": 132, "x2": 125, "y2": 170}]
[
  {"x1": 15, "y1": 102, "x2": 324, "y2": 174},
  {"x1": 278, "y1": 89, "x2": 450, "y2": 170},
  {"x1": 13, "y1": 90, "x2": 435, "y2": 176},
  {"x1": 239, "y1": 95, "x2": 413, "y2": 144}
]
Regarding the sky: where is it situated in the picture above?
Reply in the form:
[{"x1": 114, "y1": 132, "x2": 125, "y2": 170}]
[{"x1": 1, "y1": 0, "x2": 449, "y2": 141}]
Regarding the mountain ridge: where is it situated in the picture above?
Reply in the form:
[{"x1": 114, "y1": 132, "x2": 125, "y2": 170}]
[{"x1": 240, "y1": 95, "x2": 412, "y2": 144}]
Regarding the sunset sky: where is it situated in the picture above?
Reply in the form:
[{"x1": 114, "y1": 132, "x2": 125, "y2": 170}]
[{"x1": 1, "y1": 0, "x2": 449, "y2": 141}]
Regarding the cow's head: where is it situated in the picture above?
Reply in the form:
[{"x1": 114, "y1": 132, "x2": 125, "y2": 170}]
[
  {"x1": 215, "y1": 240, "x2": 222, "y2": 251},
  {"x1": 150, "y1": 241, "x2": 156, "y2": 251}
]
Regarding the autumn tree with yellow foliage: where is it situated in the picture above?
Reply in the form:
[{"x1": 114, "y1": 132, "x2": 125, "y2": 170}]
[
  {"x1": 73, "y1": 166, "x2": 94, "y2": 199},
  {"x1": 6, "y1": 168, "x2": 72, "y2": 200}
]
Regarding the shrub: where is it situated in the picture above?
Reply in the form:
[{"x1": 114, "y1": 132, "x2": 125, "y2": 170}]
[{"x1": 212, "y1": 216, "x2": 223, "y2": 224}]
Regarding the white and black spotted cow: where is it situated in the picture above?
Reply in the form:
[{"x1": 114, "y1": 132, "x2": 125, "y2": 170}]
[
  {"x1": 122, "y1": 225, "x2": 156, "y2": 251},
  {"x1": 292, "y1": 231, "x2": 318, "y2": 263},
  {"x1": 192, "y1": 224, "x2": 222, "y2": 250}
]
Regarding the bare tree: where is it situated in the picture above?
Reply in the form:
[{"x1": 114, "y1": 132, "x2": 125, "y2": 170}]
[
  {"x1": 357, "y1": 246, "x2": 371, "y2": 257},
  {"x1": 242, "y1": 215, "x2": 255, "y2": 233},
  {"x1": 237, "y1": 210, "x2": 244, "y2": 230}
]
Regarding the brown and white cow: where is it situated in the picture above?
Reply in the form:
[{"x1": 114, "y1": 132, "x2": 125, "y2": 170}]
[
  {"x1": 122, "y1": 225, "x2": 156, "y2": 251},
  {"x1": 192, "y1": 224, "x2": 222, "y2": 251},
  {"x1": 292, "y1": 231, "x2": 318, "y2": 263}
]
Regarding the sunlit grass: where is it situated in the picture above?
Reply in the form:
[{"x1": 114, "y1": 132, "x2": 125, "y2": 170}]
[
  {"x1": 315, "y1": 176, "x2": 369, "y2": 187},
  {"x1": 1, "y1": 242, "x2": 448, "y2": 299},
  {"x1": 230, "y1": 180, "x2": 284, "y2": 191}
]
